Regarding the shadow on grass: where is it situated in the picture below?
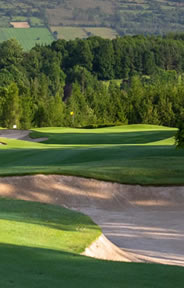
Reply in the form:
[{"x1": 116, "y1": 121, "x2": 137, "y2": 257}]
[
  {"x1": 0, "y1": 243, "x2": 184, "y2": 288},
  {"x1": 1, "y1": 143, "x2": 183, "y2": 165},
  {"x1": 0, "y1": 144, "x2": 184, "y2": 185},
  {"x1": 31, "y1": 130, "x2": 176, "y2": 145}
]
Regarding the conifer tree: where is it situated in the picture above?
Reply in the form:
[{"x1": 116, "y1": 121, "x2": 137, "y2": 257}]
[{"x1": 2, "y1": 83, "x2": 20, "y2": 128}]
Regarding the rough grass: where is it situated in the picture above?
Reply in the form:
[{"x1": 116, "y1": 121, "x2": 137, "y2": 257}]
[
  {"x1": 0, "y1": 198, "x2": 184, "y2": 288},
  {"x1": 0, "y1": 125, "x2": 183, "y2": 185}
]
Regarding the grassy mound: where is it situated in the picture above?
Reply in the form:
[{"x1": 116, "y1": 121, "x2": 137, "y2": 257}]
[
  {"x1": 0, "y1": 198, "x2": 184, "y2": 288},
  {"x1": 0, "y1": 198, "x2": 101, "y2": 253},
  {"x1": 0, "y1": 124, "x2": 184, "y2": 185}
]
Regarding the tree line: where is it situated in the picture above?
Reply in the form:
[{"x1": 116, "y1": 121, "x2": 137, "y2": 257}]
[{"x1": 0, "y1": 35, "x2": 184, "y2": 130}]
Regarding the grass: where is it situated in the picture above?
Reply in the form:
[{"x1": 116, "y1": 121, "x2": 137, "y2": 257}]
[
  {"x1": 0, "y1": 124, "x2": 184, "y2": 185},
  {"x1": 51, "y1": 26, "x2": 87, "y2": 40},
  {"x1": 11, "y1": 16, "x2": 28, "y2": 22},
  {"x1": 29, "y1": 17, "x2": 45, "y2": 27},
  {"x1": 82, "y1": 27, "x2": 118, "y2": 40},
  {"x1": 0, "y1": 28, "x2": 54, "y2": 50},
  {"x1": 0, "y1": 198, "x2": 101, "y2": 253},
  {"x1": 0, "y1": 198, "x2": 184, "y2": 288},
  {"x1": 51, "y1": 26, "x2": 118, "y2": 40}
]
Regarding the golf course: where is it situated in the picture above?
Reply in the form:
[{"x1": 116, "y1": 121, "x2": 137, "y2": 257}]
[
  {"x1": 0, "y1": 124, "x2": 183, "y2": 185},
  {"x1": 0, "y1": 124, "x2": 184, "y2": 287}
]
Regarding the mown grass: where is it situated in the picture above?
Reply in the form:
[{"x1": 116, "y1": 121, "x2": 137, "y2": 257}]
[
  {"x1": 0, "y1": 124, "x2": 184, "y2": 185},
  {"x1": 0, "y1": 198, "x2": 184, "y2": 288},
  {"x1": 0, "y1": 198, "x2": 101, "y2": 253}
]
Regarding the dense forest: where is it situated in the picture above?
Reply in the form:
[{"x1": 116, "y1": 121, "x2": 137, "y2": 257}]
[{"x1": 0, "y1": 34, "x2": 184, "y2": 129}]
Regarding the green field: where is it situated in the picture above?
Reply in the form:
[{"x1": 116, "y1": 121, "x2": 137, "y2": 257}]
[
  {"x1": 0, "y1": 28, "x2": 54, "y2": 50},
  {"x1": 51, "y1": 26, "x2": 118, "y2": 40},
  {"x1": 0, "y1": 198, "x2": 184, "y2": 288},
  {"x1": 51, "y1": 27, "x2": 87, "y2": 41},
  {"x1": 0, "y1": 124, "x2": 184, "y2": 185},
  {"x1": 29, "y1": 17, "x2": 45, "y2": 27},
  {"x1": 84, "y1": 27, "x2": 118, "y2": 39}
]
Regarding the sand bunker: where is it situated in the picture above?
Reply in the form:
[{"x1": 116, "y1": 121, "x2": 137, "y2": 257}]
[
  {"x1": 0, "y1": 174, "x2": 184, "y2": 266},
  {"x1": 0, "y1": 129, "x2": 47, "y2": 142}
]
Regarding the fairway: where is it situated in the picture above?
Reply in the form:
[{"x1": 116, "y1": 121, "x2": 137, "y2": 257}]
[
  {"x1": 0, "y1": 125, "x2": 183, "y2": 185},
  {"x1": 0, "y1": 28, "x2": 54, "y2": 50}
]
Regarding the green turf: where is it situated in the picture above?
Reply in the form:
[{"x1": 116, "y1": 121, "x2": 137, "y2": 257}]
[
  {"x1": 0, "y1": 198, "x2": 101, "y2": 253},
  {"x1": 0, "y1": 198, "x2": 184, "y2": 288},
  {"x1": 0, "y1": 124, "x2": 184, "y2": 185},
  {"x1": 0, "y1": 28, "x2": 54, "y2": 50}
]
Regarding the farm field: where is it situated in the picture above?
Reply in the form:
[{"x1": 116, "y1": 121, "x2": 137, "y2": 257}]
[
  {"x1": 0, "y1": 124, "x2": 184, "y2": 185},
  {"x1": 51, "y1": 27, "x2": 87, "y2": 41},
  {"x1": 0, "y1": 28, "x2": 54, "y2": 50},
  {"x1": 51, "y1": 26, "x2": 118, "y2": 40},
  {"x1": 84, "y1": 27, "x2": 118, "y2": 39}
]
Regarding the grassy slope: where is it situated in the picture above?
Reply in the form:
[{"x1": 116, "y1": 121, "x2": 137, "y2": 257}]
[
  {"x1": 0, "y1": 124, "x2": 184, "y2": 185},
  {"x1": 0, "y1": 198, "x2": 101, "y2": 253},
  {"x1": 0, "y1": 198, "x2": 184, "y2": 288}
]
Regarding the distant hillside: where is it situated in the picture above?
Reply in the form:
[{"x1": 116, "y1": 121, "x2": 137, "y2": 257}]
[{"x1": 1, "y1": 0, "x2": 184, "y2": 42}]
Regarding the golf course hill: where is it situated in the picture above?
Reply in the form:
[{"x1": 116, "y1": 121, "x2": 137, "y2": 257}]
[{"x1": 0, "y1": 124, "x2": 184, "y2": 287}]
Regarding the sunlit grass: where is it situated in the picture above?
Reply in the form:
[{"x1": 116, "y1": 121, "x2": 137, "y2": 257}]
[{"x1": 0, "y1": 198, "x2": 101, "y2": 253}]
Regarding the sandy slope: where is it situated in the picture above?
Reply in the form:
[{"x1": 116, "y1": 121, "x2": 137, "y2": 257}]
[
  {"x1": 0, "y1": 129, "x2": 47, "y2": 142},
  {"x1": 0, "y1": 175, "x2": 184, "y2": 266}
]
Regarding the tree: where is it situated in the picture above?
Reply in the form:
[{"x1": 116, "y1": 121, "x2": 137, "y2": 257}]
[
  {"x1": 108, "y1": 81, "x2": 127, "y2": 123},
  {"x1": 47, "y1": 91, "x2": 65, "y2": 127},
  {"x1": 2, "y1": 83, "x2": 20, "y2": 128},
  {"x1": 19, "y1": 93, "x2": 33, "y2": 129},
  {"x1": 0, "y1": 39, "x2": 23, "y2": 69},
  {"x1": 93, "y1": 39, "x2": 115, "y2": 80},
  {"x1": 176, "y1": 120, "x2": 184, "y2": 148}
]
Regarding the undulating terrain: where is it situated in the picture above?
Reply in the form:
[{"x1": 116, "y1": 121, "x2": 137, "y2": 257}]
[
  {"x1": 1, "y1": 0, "x2": 184, "y2": 48},
  {"x1": 0, "y1": 125, "x2": 184, "y2": 287}
]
